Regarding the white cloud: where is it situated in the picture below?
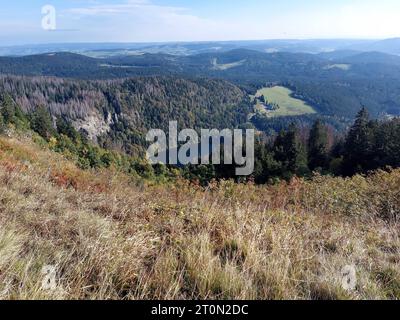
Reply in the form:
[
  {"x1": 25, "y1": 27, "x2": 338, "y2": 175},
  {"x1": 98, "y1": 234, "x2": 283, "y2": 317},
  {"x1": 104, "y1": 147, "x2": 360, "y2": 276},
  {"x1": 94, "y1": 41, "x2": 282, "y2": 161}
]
[
  {"x1": 67, "y1": 0, "x2": 187, "y2": 17},
  {"x1": 64, "y1": 0, "x2": 235, "y2": 42},
  {"x1": 47, "y1": 0, "x2": 400, "y2": 42},
  {"x1": 1, "y1": 0, "x2": 398, "y2": 46}
]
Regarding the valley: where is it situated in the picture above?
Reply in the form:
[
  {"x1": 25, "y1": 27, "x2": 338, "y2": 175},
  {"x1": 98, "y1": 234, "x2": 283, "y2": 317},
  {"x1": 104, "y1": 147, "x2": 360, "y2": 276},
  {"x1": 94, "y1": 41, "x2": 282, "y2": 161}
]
[
  {"x1": 1, "y1": 40, "x2": 400, "y2": 301},
  {"x1": 1, "y1": 49, "x2": 400, "y2": 120},
  {"x1": 252, "y1": 86, "x2": 316, "y2": 118},
  {"x1": 2, "y1": 0, "x2": 400, "y2": 304}
]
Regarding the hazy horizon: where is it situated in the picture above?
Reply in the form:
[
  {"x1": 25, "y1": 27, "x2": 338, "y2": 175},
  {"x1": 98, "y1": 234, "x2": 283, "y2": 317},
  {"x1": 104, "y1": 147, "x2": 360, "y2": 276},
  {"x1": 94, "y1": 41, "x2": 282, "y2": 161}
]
[{"x1": 0, "y1": 38, "x2": 393, "y2": 48}]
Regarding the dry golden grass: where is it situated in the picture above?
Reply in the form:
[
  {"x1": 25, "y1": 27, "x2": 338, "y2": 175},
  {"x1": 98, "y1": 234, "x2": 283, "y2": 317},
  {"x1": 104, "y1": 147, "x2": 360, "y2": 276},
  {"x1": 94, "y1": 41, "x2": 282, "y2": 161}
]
[{"x1": 0, "y1": 135, "x2": 399, "y2": 300}]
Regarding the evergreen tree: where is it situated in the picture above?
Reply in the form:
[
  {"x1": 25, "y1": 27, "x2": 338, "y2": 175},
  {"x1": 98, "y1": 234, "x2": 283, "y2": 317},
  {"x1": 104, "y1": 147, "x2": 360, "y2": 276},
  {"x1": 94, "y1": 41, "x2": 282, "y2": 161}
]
[
  {"x1": 56, "y1": 117, "x2": 80, "y2": 142},
  {"x1": 308, "y1": 119, "x2": 329, "y2": 171},
  {"x1": 328, "y1": 138, "x2": 345, "y2": 175},
  {"x1": 342, "y1": 107, "x2": 374, "y2": 175},
  {"x1": 371, "y1": 118, "x2": 400, "y2": 169},
  {"x1": 0, "y1": 94, "x2": 29, "y2": 129},
  {"x1": 30, "y1": 106, "x2": 55, "y2": 140},
  {"x1": 253, "y1": 139, "x2": 280, "y2": 184},
  {"x1": 0, "y1": 94, "x2": 17, "y2": 124},
  {"x1": 273, "y1": 123, "x2": 308, "y2": 178}
]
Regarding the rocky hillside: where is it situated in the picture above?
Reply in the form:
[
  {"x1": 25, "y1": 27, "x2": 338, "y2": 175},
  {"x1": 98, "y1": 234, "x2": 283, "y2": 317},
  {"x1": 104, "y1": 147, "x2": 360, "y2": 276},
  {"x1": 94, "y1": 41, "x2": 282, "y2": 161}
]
[{"x1": 0, "y1": 75, "x2": 249, "y2": 154}]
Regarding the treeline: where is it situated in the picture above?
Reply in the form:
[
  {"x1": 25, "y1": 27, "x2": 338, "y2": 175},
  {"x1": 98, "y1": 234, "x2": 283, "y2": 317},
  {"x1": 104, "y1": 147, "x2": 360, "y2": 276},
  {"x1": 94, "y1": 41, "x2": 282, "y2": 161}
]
[
  {"x1": 0, "y1": 93, "x2": 167, "y2": 181},
  {"x1": 2, "y1": 90, "x2": 400, "y2": 185},
  {"x1": 251, "y1": 107, "x2": 400, "y2": 183},
  {"x1": 0, "y1": 92, "x2": 246, "y2": 183},
  {"x1": 0, "y1": 75, "x2": 249, "y2": 156},
  {"x1": 251, "y1": 112, "x2": 350, "y2": 136},
  {"x1": 184, "y1": 107, "x2": 400, "y2": 185}
]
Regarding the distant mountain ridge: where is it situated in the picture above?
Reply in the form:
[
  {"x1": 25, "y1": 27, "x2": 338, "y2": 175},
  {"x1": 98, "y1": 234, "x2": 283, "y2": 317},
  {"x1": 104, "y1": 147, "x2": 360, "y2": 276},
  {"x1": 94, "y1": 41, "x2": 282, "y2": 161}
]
[
  {"x1": 346, "y1": 38, "x2": 400, "y2": 56},
  {"x1": 2, "y1": 38, "x2": 400, "y2": 57},
  {"x1": 2, "y1": 48, "x2": 399, "y2": 80},
  {"x1": 338, "y1": 51, "x2": 400, "y2": 65},
  {"x1": 1, "y1": 48, "x2": 400, "y2": 119}
]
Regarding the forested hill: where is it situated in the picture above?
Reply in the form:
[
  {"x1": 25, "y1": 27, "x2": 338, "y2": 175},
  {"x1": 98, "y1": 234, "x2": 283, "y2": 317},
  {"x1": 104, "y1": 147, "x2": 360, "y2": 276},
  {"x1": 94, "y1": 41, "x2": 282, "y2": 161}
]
[
  {"x1": 2, "y1": 50, "x2": 400, "y2": 118},
  {"x1": 0, "y1": 75, "x2": 250, "y2": 154},
  {"x1": 0, "y1": 53, "x2": 100, "y2": 78}
]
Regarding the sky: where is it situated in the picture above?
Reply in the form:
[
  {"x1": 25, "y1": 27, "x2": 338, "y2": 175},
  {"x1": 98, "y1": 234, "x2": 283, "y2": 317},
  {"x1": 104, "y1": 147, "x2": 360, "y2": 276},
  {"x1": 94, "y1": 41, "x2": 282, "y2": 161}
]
[{"x1": 1, "y1": 0, "x2": 400, "y2": 45}]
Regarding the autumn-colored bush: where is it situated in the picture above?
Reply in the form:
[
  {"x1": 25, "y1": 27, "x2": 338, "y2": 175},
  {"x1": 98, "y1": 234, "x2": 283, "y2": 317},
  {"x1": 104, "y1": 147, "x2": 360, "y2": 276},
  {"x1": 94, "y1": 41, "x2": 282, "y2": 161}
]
[{"x1": 0, "y1": 136, "x2": 398, "y2": 300}]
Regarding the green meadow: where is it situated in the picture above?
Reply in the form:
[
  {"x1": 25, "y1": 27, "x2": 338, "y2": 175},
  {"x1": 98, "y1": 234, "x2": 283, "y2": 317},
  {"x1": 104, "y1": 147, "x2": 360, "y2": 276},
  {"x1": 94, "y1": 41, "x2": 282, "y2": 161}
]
[
  {"x1": 253, "y1": 86, "x2": 316, "y2": 118},
  {"x1": 211, "y1": 58, "x2": 246, "y2": 70}
]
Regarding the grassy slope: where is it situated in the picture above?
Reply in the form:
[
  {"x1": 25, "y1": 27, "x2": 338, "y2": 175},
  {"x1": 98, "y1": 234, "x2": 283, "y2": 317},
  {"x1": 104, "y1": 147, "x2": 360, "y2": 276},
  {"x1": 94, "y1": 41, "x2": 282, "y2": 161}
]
[
  {"x1": 254, "y1": 86, "x2": 317, "y2": 117},
  {"x1": 211, "y1": 58, "x2": 247, "y2": 70},
  {"x1": 0, "y1": 135, "x2": 399, "y2": 300}
]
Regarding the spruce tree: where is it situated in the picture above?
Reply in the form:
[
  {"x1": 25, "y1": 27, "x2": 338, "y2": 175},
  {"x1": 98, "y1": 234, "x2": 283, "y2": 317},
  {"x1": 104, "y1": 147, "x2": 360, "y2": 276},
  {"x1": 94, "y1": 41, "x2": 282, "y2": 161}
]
[
  {"x1": 0, "y1": 94, "x2": 29, "y2": 129},
  {"x1": 308, "y1": 119, "x2": 329, "y2": 171},
  {"x1": 343, "y1": 107, "x2": 374, "y2": 175},
  {"x1": 253, "y1": 138, "x2": 280, "y2": 184},
  {"x1": 56, "y1": 117, "x2": 80, "y2": 142},
  {"x1": 30, "y1": 106, "x2": 55, "y2": 140},
  {"x1": 0, "y1": 94, "x2": 17, "y2": 124},
  {"x1": 273, "y1": 123, "x2": 308, "y2": 178}
]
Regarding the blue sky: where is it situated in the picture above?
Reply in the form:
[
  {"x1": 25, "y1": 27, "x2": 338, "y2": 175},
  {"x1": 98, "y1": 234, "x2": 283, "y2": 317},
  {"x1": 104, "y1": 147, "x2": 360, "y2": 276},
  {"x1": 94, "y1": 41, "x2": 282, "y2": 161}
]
[{"x1": 1, "y1": 0, "x2": 400, "y2": 45}]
